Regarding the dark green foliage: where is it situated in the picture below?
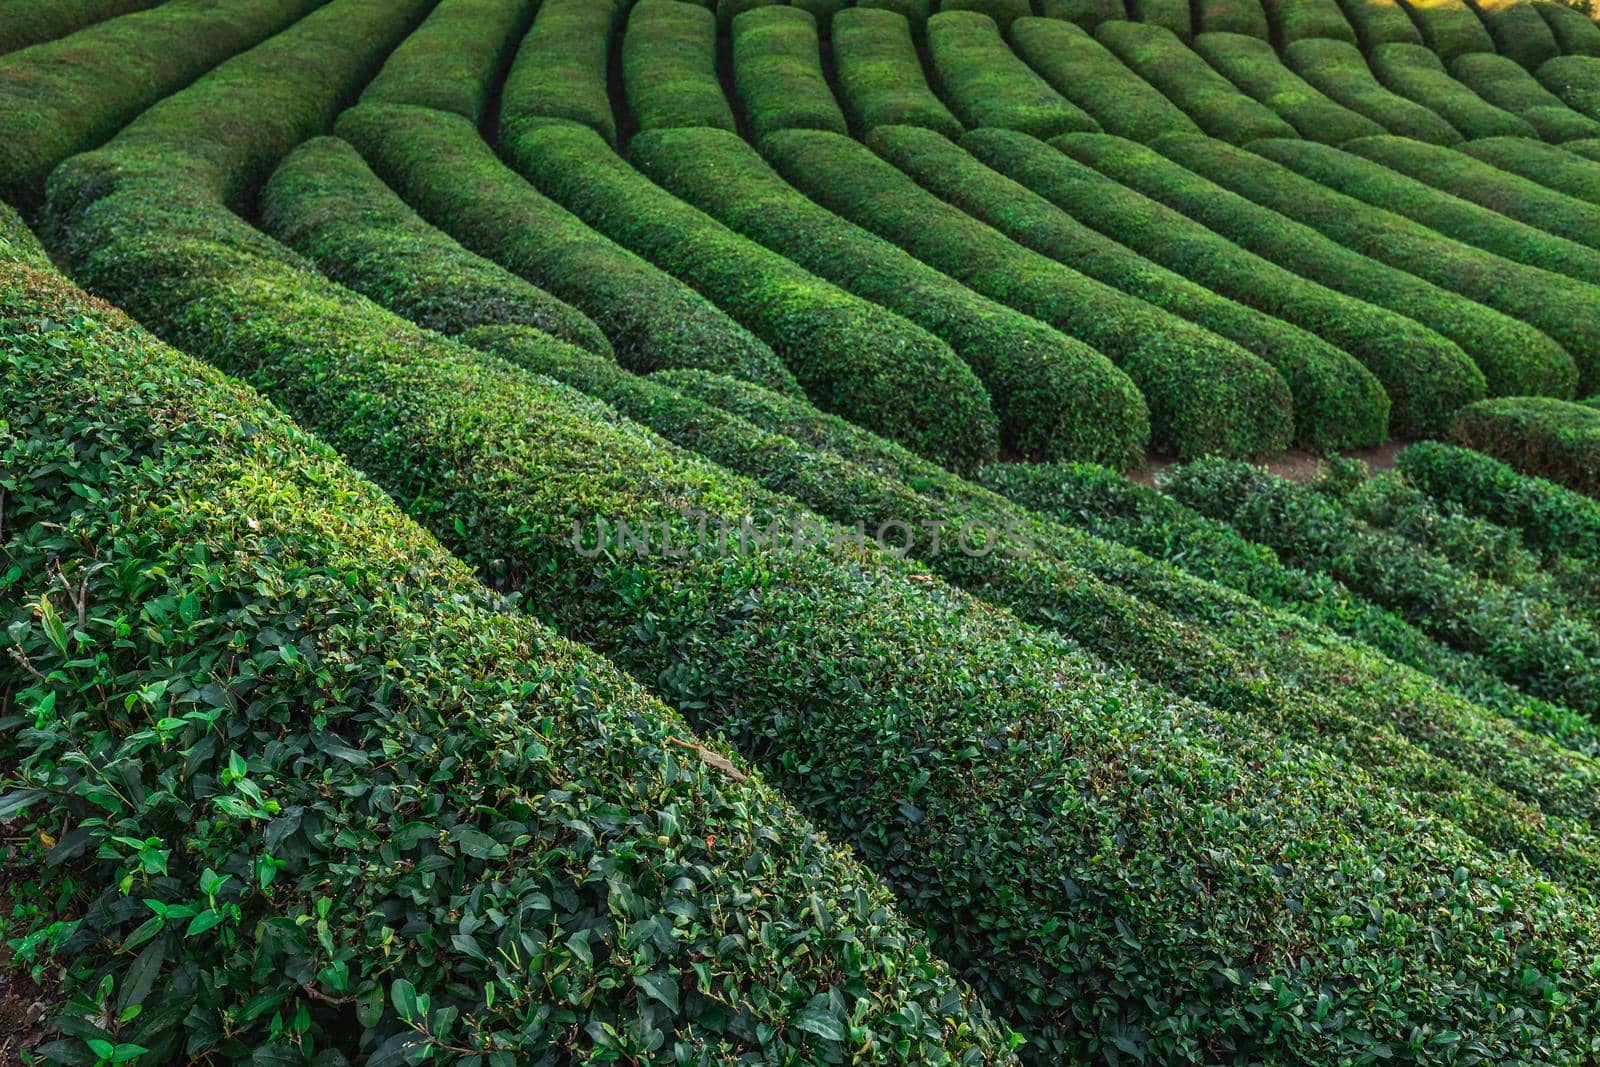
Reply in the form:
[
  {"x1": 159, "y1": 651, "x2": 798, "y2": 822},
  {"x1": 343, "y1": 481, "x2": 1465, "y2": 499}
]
[
  {"x1": 1196, "y1": 0, "x2": 1272, "y2": 36},
  {"x1": 1538, "y1": 0, "x2": 1600, "y2": 56},
  {"x1": 857, "y1": 0, "x2": 934, "y2": 29},
  {"x1": 1193, "y1": 31, "x2": 1386, "y2": 141},
  {"x1": 499, "y1": 0, "x2": 625, "y2": 146},
  {"x1": 1260, "y1": 0, "x2": 1360, "y2": 41},
  {"x1": 832, "y1": 7, "x2": 964, "y2": 136},
  {"x1": 630, "y1": 126, "x2": 1149, "y2": 464},
  {"x1": 1472, "y1": 0, "x2": 1560, "y2": 67},
  {"x1": 361, "y1": 0, "x2": 533, "y2": 123},
  {"x1": 1010, "y1": 16, "x2": 1202, "y2": 140},
  {"x1": 1285, "y1": 36, "x2": 1464, "y2": 141},
  {"x1": 938, "y1": 0, "x2": 1034, "y2": 31},
  {"x1": 732, "y1": 6, "x2": 848, "y2": 139},
  {"x1": 928, "y1": 11, "x2": 1102, "y2": 136},
  {"x1": 1540, "y1": 52, "x2": 1600, "y2": 117},
  {"x1": 497, "y1": 120, "x2": 1001, "y2": 470},
  {"x1": 1463, "y1": 134, "x2": 1600, "y2": 203},
  {"x1": 0, "y1": 0, "x2": 163, "y2": 56},
  {"x1": 1401, "y1": 0, "x2": 1495, "y2": 60},
  {"x1": 1569, "y1": 134, "x2": 1600, "y2": 156},
  {"x1": 1159, "y1": 132, "x2": 1600, "y2": 391},
  {"x1": 335, "y1": 102, "x2": 801, "y2": 392},
  {"x1": 1128, "y1": 0, "x2": 1194, "y2": 36},
  {"x1": 1096, "y1": 20, "x2": 1298, "y2": 142},
  {"x1": 1259, "y1": 134, "x2": 1600, "y2": 290},
  {"x1": 906, "y1": 127, "x2": 1389, "y2": 448},
  {"x1": 1333, "y1": 0, "x2": 1425, "y2": 47},
  {"x1": 1164, "y1": 458, "x2": 1600, "y2": 712},
  {"x1": 1369, "y1": 42, "x2": 1539, "y2": 137},
  {"x1": 0, "y1": 0, "x2": 320, "y2": 202},
  {"x1": 1037, "y1": 0, "x2": 1127, "y2": 27},
  {"x1": 623, "y1": 0, "x2": 738, "y2": 132},
  {"x1": 1398, "y1": 438, "x2": 1600, "y2": 559},
  {"x1": 261, "y1": 136, "x2": 612, "y2": 351},
  {"x1": 1452, "y1": 395, "x2": 1600, "y2": 495},
  {"x1": 979, "y1": 129, "x2": 1491, "y2": 438},
  {"x1": 1453, "y1": 49, "x2": 1600, "y2": 137},
  {"x1": 765, "y1": 125, "x2": 1297, "y2": 457}
]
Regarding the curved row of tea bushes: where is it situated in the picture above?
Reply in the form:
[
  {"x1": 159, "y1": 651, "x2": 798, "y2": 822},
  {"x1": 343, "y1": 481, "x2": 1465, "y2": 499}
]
[
  {"x1": 1471, "y1": 0, "x2": 1559, "y2": 68},
  {"x1": 858, "y1": 0, "x2": 934, "y2": 28},
  {"x1": 0, "y1": 0, "x2": 163, "y2": 55},
  {"x1": 629, "y1": 126, "x2": 1150, "y2": 465},
  {"x1": 1260, "y1": 135, "x2": 1600, "y2": 286},
  {"x1": 1369, "y1": 42, "x2": 1537, "y2": 136},
  {"x1": 0, "y1": 208, "x2": 1017, "y2": 1067},
  {"x1": 1454, "y1": 49, "x2": 1600, "y2": 138},
  {"x1": 1196, "y1": 0, "x2": 1271, "y2": 37},
  {"x1": 499, "y1": 0, "x2": 625, "y2": 146},
  {"x1": 260, "y1": 137, "x2": 612, "y2": 353},
  {"x1": 1010, "y1": 17, "x2": 1203, "y2": 140},
  {"x1": 1194, "y1": 31, "x2": 1386, "y2": 141},
  {"x1": 882, "y1": 127, "x2": 1389, "y2": 447},
  {"x1": 1451, "y1": 395, "x2": 1600, "y2": 495},
  {"x1": 1403, "y1": 0, "x2": 1495, "y2": 61},
  {"x1": 1260, "y1": 0, "x2": 1358, "y2": 42},
  {"x1": 622, "y1": 1, "x2": 739, "y2": 132},
  {"x1": 1285, "y1": 37, "x2": 1464, "y2": 141},
  {"x1": 1039, "y1": 0, "x2": 1128, "y2": 27},
  {"x1": 360, "y1": 0, "x2": 530, "y2": 122},
  {"x1": 336, "y1": 104, "x2": 801, "y2": 392},
  {"x1": 1096, "y1": 20, "x2": 1297, "y2": 141},
  {"x1": 1398, "y1": 438, "x2": 1600, "y2": 560},
  {"x1": 1539, "y1": 0, "x2": 1600, "y2": 56},
  {"x1": 1128, "y1": 0, "x2": 1193, "y2": 37},
  {"x1": 939, "y1": 0, "x2": 1033, "y2": 31},
  {"x1": 1463, "y1": 134, "x2": 1600, "y2": 202},
  {"x1": 928, "y1": 11, "x2": 1102, "y2": 136},
  {"x1": 732, "y1": 6, "x2": 848, "y2": 140},
  {"x1": 1334, "y1": 0, "x2": 1424, "y2": 47},
  {"x1": 832, "y1": 8, "x2": 963, "y2": 136},
  {"x1": 1540, "y1": 53, "x2": 1600, "y2": 119},
  {"x1": 498, "y1": 120, "x2": 1002, "y2": 470},
  {"x1": 1163, "y1": 458, "x2": 1600, "y2": 713},
  {"x1": 1161, "y1": 132, "x2": 1600, "y2": 391},
  {"x1": 1055, "y1": 134, "x2": 1572, "y2": 402},
  {"x1": 1570, "y1": 135, "x2": 1600, "y2": 158},
  {"x1": 973, "y1": 129, "x2": 1482, "y2": 435},
  {"x1": 764, "y1": 126, "x2": 1297, "y2": 457},
  {"x1": 0, "y1": 0, "x2": 321, "y2": 201}
]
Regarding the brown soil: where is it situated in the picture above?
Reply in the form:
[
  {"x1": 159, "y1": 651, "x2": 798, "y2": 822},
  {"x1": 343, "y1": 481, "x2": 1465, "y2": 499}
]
[{"x1": 1132, "y1": 439, "x2": 1411, "y2": 487}]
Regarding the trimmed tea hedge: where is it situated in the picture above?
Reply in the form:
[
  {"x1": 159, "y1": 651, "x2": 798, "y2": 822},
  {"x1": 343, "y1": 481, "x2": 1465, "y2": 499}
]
[
  {"x1": 336, "y1": 103, "x2": 800, "y2": 391},
  {"x1": 1463, "y1": 134, "x2": 1600, "y2": 203},
  {"x1": 1056, "y1": 133, "x2": 1577, "y2": 404},
  {"x1": 764, "y1": 125, "x2": 1296, "y2": 457},
  {"x1": 1333, "y1": 0, "x2": 1425, "y2": 47},
  {"x1": 1369, "y1": 42, "x2": 1538, "y2": 137},
  {"x1": 0, "y1": 0, "x2": 320, "y2": 201},
  {"x1": 979, "y1": 128, "x2": 1491, "y2": 437},
  {"x1": 1398, "y1": 438, "x2": 1600, "y2": 559},
  {"x1": 1540, "y1": 52, "x2": 1600, "y2": 118},
  {"x1": 0, "y1": 0, "x2": 163, "y2": 56},
  {"x1": 1196, "y1": 0, "x2": 1271, "y2": 38},
  {"x1": 630, "y1": 126, "x2": 1149, "y2": 465},
  {"x1": 1451, "y1": 395, "x2": 1600, "y2": 495},
  {"x1": 1569, "y1": 135, "x2": 1600, "y2": 157},
  {"x1": 1096, "y1": 20, "x2": 1299, "y2": 143},
  {"x1": 360, "y1": 0, "x2": 532, "y2": 123},
  {"x1": 928, "y1": 11, "x2": 1102, "y2": 136},
  {"x1": 1471, "y1": 0, "x2": 1559, "y2": 68},
  {"x1": 261, "y1": 136, "x2": 612, "y2": 352},
  {"x1": 1454, "y1": 50, "x2": 1600, "y2": 138},
  {"x1": 1285, "y1": 36, "x2": 1463, "y2": 140},
  {"x1": 1402, "y1": 0, "x2": 1495, "y2": 61},
  {"x1": 1260, "y1": 0, "x2": 1359, "y2": 42},
  {"x1": 832, "y1": 8, "x2": 964, "y2": 136},
  {"x1": 623, "y1": 0, "x2": 737, "y2": 133},
  {"x1": 732, "y1": 6, "x2": 848, "y2": 140},
  {"x1": 1164, "y1": 458, "x2": 1600, "y2": 712},
  {"x1": 499, "y1": 0, "x2": 625, "y2": 146},
  {"x1": 857, "y1": 0, "x2": 934, "y2": 29},
  {"x1": 1039, "y1": 0, "x2": 1127, "y2": 26},
  {"x1": 1539, "y1": 0, "x2": 1600, "y2": 56},
  {"x1": 1128, "y1": 0, "x2": 1193, "y2": 37},
  {"x1": 939, "y1": 0, "x2": 1034, "y2": 31},
  {"x1": 1193, "y1": 31, "x2": 1387, "y2": 141},
  {"x1": 898, "y1": 126, "x2": 1389, "y2": 448},
  {"x1": 1010, "y1": 17, "x2": 1203, "y2": 140},
  {"x1": 1261, "y1": 134, "x2": 1600, "y2": 287},
  {"x1": 498, "y1": 120, "x2": 1001, "y2": 470},
  {"x1": 1160, "y1": 131, "x2": 1600, "y2": 391}
]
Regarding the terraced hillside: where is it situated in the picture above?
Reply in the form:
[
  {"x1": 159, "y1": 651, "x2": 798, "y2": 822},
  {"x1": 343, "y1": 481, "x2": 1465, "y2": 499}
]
[{"x1": 2, "y1": 0, "x2": 1600, "y2": 1062}]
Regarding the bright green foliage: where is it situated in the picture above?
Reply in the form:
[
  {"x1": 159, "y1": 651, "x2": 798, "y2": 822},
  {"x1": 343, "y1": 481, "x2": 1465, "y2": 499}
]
[
  {"x1": 765, "y1": 125, "x2": 1297, "y2": 457},
  {"x1": 1096, "y1": 21, "x2": 1298, "y2": 142},
  {"x1": 261, "y1": 136, "x2": 611, "y2": 351},
  {"x1": 1129, "y1": 0, "x2": 1194, "y2": 36},
  {"x1": 336, "y1": 103, "x2": 801, "y2": 392},
  {"x1": 1160, "y1": 132, "x2": 1600, "y2": 392},
  {"x1": 929, "y1": 11, "x2": 1103, "y2": 136},
  {"x1": 977, "y1": 128, "x2": 1490, "y2": 438},
  {"x1": 902, "y1": 127, "x2": 1389, "y2": 448},
  {"x1": 1038, "y1": 0, "x2": 1128, "y2": 28},
  {"x1": 857, "y1": 0, "x2": 934, "y2": 29},
  {"x1": 1452, "y1": 395, "x2": 1600, "y2": 495},
  {"x1": 1369, "y1": 42, "x2": 1538, "y2": 136},
  {"x1": 939, "y1": 0, "x2": 1033, "y2": 31},
  {"x1": 497, "y1": 120, "x2": 1001, "y2": 470},
  {"x1": 1402, "y1": 0, "x2": 1495, "y2": 60},
  {"x1": 1463, "y1": 134, "x2": 1600, "y2": 203},
  {"x1": 1454, "y1": 49, "x2": 1600, "y2": 137},
  {"x1": 1010, "y1": 17, "x2": 1203, "y2": 140},
  {"x1": 1196, "y1": 0, "x2": 1271, "y2": 36},
  {"x1": 1333, "y1": 0, "x2": 1425, "y2": 47},
  {"x1": 833, "y1": 7, "x2": 964, "y2": 136},
  {"x1": 1193, "y1": 31, "x2": 1386, "y2": 140},
  {"x1": 1164, "y1": 458, "x2": 1600, "y2": 712},
  {"x1": 0, "y1": 0, "x2": 163, "y2": 56},
  {"x1": 1570, "y1": 135, "x2": 1600, "y2": 157},
  {"x1": 1538, "y1": 0, "x2": 1600, "y2": 56},
  {"x1": 1285, "y1": 36, "x2": 1464, "y2": 140},
  {"x1": 623, "y1": 0, "x2": 738, "y2": 132},
  {"x1": 360, "y1": 0, "x2": 533, "y2": 122},
  {"x1": 1474, "y1": 0, "x2": 1560, "y2": 67},
  {"x1": 0, "y1": 0, "x2": 320, "y2": 202},
  {"x1": 1540, "y1": 52, "x2": 1600, "y2": 117},
  {"x1": 0, "y1": 199, "x2": 46, "y2": 264},
  {"x1": 630, "y1": 126, "x2": 1150, "y2": 465},
  {"x1": 1260, "y1": 134, "x2": 1600, "y2": 289},
  {"x1": 1260, "y1": 0, "x2": 1359, "y2": 42},
  {"x1": 499, "y1": 0, "x2": 625, "y2": 145},
  {"x1": 732, "y1": 6, "x2": 848, "y2": 139}
]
